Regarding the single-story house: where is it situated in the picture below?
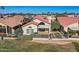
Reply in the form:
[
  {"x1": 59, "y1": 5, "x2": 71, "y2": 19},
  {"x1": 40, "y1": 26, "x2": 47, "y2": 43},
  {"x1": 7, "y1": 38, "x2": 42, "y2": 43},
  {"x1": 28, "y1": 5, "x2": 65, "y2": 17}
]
[
  {"x1": 0, "y1": 15, "x2": 24, "y2": 35},
  {"x1": 22, "y1": 15, "x2": 51, "y2": 35},
  {"x1": 57, "y1": 17, "x2": 79, "y2": 32}
]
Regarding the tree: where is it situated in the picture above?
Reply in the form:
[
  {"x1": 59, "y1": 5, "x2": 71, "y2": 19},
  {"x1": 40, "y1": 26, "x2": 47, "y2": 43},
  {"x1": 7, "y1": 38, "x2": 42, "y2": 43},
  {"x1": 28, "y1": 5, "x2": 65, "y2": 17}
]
[
  {"x1": 51, "y1": 20, "x2": 60, "y2": 31},
  {"x1": 10, "y1": 13, "x2": 16, "y2": 17},
  {"x1": 0, "y1": 6, "x2": 5, "y2": 18},
  {"x1": 0, "y1": 6, "x2": 5, "y2": 40},
  {"x1": 15, "y1": 27, "x2": 23, "y2": 40}
]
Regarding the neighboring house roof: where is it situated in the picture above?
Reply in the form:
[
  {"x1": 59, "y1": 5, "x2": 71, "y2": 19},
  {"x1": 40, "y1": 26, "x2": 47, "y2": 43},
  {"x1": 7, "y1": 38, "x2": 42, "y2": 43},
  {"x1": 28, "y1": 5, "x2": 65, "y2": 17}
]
[
  {"x1": 0, "y1": 15, "x2": 24, "y2": 27},
  {"x1": 57, "y1": 17, "x2": 78, "y2": 27},
  {"x1": 34, "y1": 15, "x2": 49, "y2": 24},
  {"x1": 67, "y1": 15, "x2": 75, "y2": 17},
  {"x1": 22, "y1": 21, "x2": 38, "y2": 27},
  {"x1": 22, "y1": 15, "x2": 50, "y2": 27},
  {"x1": 31, "y1": 21, "x2": 38, "y2": 25}
]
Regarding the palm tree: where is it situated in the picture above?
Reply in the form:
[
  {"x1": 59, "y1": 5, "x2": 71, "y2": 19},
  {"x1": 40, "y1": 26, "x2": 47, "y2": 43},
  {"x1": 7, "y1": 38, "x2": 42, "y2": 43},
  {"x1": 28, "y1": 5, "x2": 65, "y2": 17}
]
[
  {"x1": 0, "y1": 6, "x2": 5, "y2": 18},
  {"x1": 0, "y1": 6, "x2": 5, "y2": 40}
]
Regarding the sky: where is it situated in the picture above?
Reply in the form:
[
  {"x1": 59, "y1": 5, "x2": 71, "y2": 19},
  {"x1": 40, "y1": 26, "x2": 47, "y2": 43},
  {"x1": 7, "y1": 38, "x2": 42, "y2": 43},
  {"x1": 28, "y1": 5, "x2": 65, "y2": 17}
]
[{"x1": 1, "y1": 6, "x2": 79, "y2": 14}]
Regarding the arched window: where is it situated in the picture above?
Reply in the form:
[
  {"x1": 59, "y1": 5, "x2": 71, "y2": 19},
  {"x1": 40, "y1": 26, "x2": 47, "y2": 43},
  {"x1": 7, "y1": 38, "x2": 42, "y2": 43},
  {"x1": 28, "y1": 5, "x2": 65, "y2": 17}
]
[
  {"x1": 0, "y1": 25, "x2": 2, "y2": 28},
  {"x1": 28, "y1": 26, "x2": 32, "y2": 28},
  {"x1": 38, "y1": 22, "x2": 45, "y2": 32},
  {"x1": 38, "y1": 22, "x2": 45, "y2": 25}
]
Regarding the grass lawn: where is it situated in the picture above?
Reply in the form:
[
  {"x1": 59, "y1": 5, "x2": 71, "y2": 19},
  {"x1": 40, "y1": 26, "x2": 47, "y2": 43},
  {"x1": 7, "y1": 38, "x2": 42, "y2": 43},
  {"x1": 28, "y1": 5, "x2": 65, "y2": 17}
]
[
  {"x1": 72, "y1": 42, "x2": 79, "y2": 52},
  {"x1": 0, "y1": 39, "x2": 78, "y2": 52}
]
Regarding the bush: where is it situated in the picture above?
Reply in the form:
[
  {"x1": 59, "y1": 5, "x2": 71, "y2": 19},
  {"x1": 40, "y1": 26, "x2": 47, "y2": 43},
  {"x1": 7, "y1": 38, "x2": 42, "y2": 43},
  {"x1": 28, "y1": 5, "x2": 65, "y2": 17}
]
[
  {"x1": 68, "y1": 28, "x2": 76, "y2": 37},
  {"x1": 14, "y1": 27, "x2": 23, "y2": 40}
]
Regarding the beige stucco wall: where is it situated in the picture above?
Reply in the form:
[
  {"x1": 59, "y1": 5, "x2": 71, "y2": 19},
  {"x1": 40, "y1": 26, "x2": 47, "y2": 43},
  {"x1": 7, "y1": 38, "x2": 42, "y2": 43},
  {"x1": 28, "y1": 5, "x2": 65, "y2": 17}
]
[
  {"x1": 33, "y1": 19, "x2": 41, "y2": 23},
  {"x1": 22, "y1": 24, "x2": 37, "y2": 35},
  {"x1": 33, "y1": 19, "x2": 49, "y2": 28},
  {"x1": 0, "y1": 23, "x2": 14, "y2": 35},
  {"x1": 22, "y1": 19, "x2": 50, "y2": 35},
  {"x1": 67, "y1": 15, "x2": 75, "y2": 17},
  {"x1": 64, "y1": 22, "x2": 78, "y2": 32},
  {"x1": 0, "y1": 23, "x2": 6, "y2": 26}
]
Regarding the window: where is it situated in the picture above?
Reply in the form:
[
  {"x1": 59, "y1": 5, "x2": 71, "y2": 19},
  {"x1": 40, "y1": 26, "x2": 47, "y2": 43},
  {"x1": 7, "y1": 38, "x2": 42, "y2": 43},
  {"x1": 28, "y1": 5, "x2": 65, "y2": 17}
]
[
  {"x1": 38, "y1": 22, "x2": 45, "y2": 25},
  {"x1": 31, "y1": 29, "x2": 33, "y2": 33},
  {"x1": 0, "y1": 25, "x2": 2, "y2": 28},
  {"x1": 27, "y1": 29, "x2": 30, "y2": 34},
  {"x1": 28, "y1": 26, "x2": 32, "y2": 28},
  {"x1": 38, "y1": 22, "x2": 45, "y2": 32},
  {"x1": 38, "y1": 28, "x2": 45, "y2": 31},
  {"x1": 26, "y1": 29, "x2": 34, "y2": 34}
]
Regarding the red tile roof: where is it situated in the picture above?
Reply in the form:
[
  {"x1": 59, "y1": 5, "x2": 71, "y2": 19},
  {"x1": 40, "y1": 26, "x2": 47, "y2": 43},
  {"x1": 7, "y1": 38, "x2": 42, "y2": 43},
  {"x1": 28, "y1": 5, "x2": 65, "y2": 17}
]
[
  {"x1": 0, "y1": 15, "x2": 24, "y2": 27},
  {"x1": 22, "y1": 21, "x2": 38, "y2": 27},
  {"x1": 57, "y1": 17, "x2": 78, "y2": 27},
  {"x1": 34, "y1": 15, "x2": 49, "y2": 24},
  {"x1": 31, "y1": 21, "x2": 38, "y2": 25}
]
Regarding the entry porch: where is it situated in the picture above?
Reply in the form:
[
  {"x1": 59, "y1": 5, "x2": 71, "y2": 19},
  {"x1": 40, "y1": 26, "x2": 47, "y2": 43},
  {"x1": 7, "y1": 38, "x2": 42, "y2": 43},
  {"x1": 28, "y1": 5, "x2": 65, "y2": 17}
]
[{"x1": 0, "y1": 25, "x2": 15, "y2": 36}]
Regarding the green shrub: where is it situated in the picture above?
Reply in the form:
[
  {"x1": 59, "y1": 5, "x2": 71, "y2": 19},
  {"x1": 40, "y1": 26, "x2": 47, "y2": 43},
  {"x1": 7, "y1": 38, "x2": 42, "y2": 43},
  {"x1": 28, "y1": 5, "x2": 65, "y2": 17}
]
[
  {"x1": 26, "y1": 43, "x2": 58, "y2": 52},
  {"x1": 51, "y1": 20, "x2": 60, "y2": 31},
  {"x1": 68, "y1": 28, "x2": 76, "y2": 37},
  {"x1": 14, "y1": 27, "x2": 23, "y2": 40}
]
